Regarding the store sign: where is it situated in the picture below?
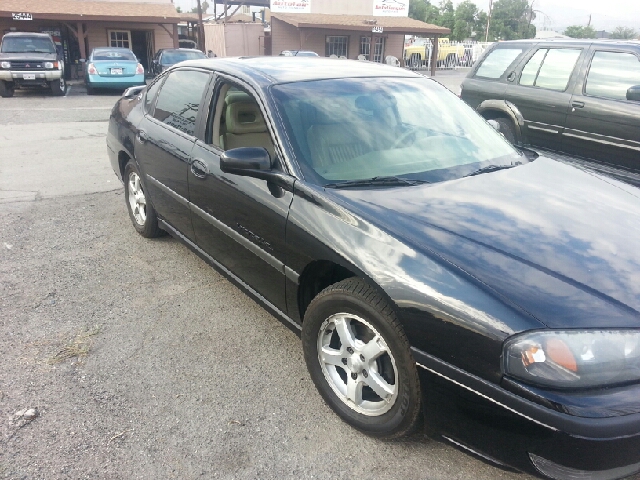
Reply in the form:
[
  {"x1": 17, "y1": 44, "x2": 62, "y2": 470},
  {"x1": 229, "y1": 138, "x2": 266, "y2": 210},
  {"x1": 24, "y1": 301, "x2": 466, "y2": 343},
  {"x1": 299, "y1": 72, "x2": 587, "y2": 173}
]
[
  {"x1": 270, "y1": 0, "x2": 311, "y2": 14},
  {"x1": 12, "y1": 12, "x2": 33, "y2": 20},
  {"x1": 372, "y1": 0, "x2": 408, "y2": 17}
]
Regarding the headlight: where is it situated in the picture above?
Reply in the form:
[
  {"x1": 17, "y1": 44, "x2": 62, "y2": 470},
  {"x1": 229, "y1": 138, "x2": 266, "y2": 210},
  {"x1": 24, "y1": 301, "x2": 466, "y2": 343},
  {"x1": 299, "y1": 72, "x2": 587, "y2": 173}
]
[
  {"x1": 44, "y1": 62, "x2": 54, "y2": 69},
  {"x1": 1, "y1": 61, "x2": 10, "y2": 69},
  {"x1": 503, "y1": 330, "x2": 640, "y2": 389}
]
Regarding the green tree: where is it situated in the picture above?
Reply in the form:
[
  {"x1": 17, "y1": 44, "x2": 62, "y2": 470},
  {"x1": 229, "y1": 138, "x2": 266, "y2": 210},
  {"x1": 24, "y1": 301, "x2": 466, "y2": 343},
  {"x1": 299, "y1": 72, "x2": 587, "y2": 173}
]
[
  {"x1": 176, "y1": 6, "x2": 182, "y2": 13},
  {"x1": 452, "y1": 0, "x2": 479, "y2": 41},
  {"x1": 611, "y1": 26, "x2": 637, "y2": 39},
  {"x1": 489, "y1": 0, "x2": 536, "y2": 40},
  {"x1": 564, "y1": 25, "x2": 597, "y2": 39},
  {"x1": 439, "y1": 0, "x2": 456, "y2": 32},
  {"x1": 409, "y1": 0, "x2": 440, "y2": 25}
]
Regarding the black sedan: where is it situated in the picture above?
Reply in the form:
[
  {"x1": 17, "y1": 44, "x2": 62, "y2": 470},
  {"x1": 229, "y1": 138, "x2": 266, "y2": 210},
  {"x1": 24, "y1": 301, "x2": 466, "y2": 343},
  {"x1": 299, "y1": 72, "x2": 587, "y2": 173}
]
[
  {"x1": 107, "y1": 57, "x2": 640, "y2": 480},
  {"x1": 148, "y1": 48, "x2": 206, "y2": 77}
]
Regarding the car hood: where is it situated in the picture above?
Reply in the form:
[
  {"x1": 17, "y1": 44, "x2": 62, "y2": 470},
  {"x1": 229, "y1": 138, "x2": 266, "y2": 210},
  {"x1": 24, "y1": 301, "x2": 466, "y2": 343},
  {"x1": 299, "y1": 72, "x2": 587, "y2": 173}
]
[
  {"x1": 326, "y1": 158, "x2": 640, "y2": 329},
  {"x1": 0, "y1": 52, "x2": 56, "y2": 61}
]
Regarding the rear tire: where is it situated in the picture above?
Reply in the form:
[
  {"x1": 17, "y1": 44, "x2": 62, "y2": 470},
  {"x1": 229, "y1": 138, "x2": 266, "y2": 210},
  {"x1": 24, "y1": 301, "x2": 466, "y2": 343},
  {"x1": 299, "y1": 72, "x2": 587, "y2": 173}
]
[
  {"x1": 495, "y1": 117, "x2": 517, "y2": 144},
  {"x1": 50, "y1": 78, "x2": 66, "y2": 96},
  {"x1": 0, "y1": 81, "x2": 15, "y2": 98},
  {"x1": 124, "y1": 161, "x2": 163, "y2": 238},
  {"x1": 302, "y1": 278, "x2": 422, "y2": 439}
]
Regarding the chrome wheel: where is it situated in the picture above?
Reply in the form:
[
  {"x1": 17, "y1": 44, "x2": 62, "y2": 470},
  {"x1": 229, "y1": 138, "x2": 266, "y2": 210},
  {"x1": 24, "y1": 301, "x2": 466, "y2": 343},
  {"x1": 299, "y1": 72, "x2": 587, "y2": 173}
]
[
  {"x1": 128, "y1": 171, "x2": 147, "y2": 226},
  {"x1": 317, "y1": 313, "x2": 398, "y2": 416}
]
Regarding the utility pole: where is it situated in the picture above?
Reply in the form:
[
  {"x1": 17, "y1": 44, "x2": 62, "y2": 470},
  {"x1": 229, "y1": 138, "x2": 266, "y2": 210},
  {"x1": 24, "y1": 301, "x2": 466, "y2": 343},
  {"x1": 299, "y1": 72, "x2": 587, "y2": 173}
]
[
  {"x1": 485, "y1": 0, "x2": 493, "y2": 42},
  {"x1": 197, "y1": 0, "x2": 205, "y2": 51}
]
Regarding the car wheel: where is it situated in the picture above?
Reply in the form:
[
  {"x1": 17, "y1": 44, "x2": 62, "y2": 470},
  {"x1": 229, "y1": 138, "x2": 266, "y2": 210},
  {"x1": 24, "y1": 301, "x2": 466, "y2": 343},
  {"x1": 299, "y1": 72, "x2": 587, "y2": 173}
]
[
  {"x1": 495, "y1": 117, "x2": 517, "y2": 144},
  {"x1": 302, "y1": 277, "x2": 422, "y2": 439},
  {"x1": 124, "y1": 161, "x2": 163, "y2": 238},
  {"x1": 50, "y1": 78, "x2": 66, "y2": 96},
  {"x1": 0, "y1": 81, "x2": 15, "y2": 98}
]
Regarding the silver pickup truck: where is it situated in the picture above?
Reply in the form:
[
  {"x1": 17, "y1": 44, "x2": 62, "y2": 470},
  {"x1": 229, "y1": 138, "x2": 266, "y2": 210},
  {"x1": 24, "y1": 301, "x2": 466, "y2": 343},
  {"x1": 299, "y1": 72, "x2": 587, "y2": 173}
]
[{"x1": 0, "y1": 32, "x2": 66, "y2": 97}]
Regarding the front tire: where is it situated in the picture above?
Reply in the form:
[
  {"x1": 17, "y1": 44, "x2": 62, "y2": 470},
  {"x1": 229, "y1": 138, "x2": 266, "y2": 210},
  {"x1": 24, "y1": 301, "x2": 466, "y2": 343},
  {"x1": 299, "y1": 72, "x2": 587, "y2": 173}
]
[
  {"x1": 495, "y1": 117, "x2": 517, "y2": 144},
  {"x1": 124, "y1": 161, "x2": 163, "y2": 238},
  {"x1": 0, "y1": 81, "x2": 15, "y2": 98},
  {"x1": 50, "y1": 77, "x2": 66, "y2": 96},
  {"x1": 302, "y1": 278, "x2": 422, "y2": 439}
]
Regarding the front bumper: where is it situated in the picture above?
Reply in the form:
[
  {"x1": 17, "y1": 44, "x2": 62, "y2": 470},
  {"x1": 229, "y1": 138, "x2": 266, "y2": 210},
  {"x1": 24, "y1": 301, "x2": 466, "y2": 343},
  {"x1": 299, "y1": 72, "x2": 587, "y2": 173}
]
[
  {"x1": 0, "y1": 69, "x2": 62, "y2": 82},
  {"x1": 413, "y1": 348, "x2": 640, "y2": 479}
]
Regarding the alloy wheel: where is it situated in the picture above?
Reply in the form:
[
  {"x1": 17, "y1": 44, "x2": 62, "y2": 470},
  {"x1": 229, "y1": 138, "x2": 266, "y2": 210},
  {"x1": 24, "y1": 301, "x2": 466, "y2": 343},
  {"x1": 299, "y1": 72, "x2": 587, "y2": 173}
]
[{"x1": 128, "y1": 171, "x2": 147, "y2": 226}]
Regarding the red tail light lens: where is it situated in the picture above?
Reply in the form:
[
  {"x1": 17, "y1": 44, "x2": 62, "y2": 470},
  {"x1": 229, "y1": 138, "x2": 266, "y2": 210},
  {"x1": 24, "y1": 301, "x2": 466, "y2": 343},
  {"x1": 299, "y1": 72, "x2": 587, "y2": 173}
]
[
  {"x1": 87, "y1": 63, "x2": 97, "y2": 75},
  {"x1": 136, "y1": 63, "x2": 144, "y2": 75}
]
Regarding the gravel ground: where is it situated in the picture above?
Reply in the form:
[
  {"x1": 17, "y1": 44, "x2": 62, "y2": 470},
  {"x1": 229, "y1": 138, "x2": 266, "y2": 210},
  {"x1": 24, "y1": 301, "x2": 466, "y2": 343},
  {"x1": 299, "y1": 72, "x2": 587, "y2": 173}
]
[{"x1": 0, "y1": 85, "x2": 533, "y2": 480}]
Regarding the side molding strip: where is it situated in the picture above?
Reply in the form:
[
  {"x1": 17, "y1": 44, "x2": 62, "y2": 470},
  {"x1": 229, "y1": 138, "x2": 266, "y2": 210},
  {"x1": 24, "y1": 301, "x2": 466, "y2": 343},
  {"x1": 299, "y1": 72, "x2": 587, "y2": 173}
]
[{"x1": 147, "y1": 175, "x2": 189, "y2": 208}]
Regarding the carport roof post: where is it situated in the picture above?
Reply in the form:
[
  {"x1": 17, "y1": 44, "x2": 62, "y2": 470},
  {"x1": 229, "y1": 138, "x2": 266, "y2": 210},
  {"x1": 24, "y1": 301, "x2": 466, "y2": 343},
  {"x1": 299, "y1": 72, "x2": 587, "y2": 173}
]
[{"x1": 0, "y1": 0, "x2": 181, "y2": 24}]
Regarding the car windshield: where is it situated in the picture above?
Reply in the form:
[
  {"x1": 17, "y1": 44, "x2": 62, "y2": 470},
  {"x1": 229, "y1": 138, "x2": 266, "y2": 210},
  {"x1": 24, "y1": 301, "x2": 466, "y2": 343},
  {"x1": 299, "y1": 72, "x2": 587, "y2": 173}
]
[
  {"x1": 93, "y1": 50, "x2": 136, "y2": 61},
  {"x1": 271, "y1": 77, "x2": 523, "y2": 185},
  {"x1": 161, "y1": 50, "x2": 206, "y2": 65},
  {"x1": 1, "y1": 36, "x2": 56, "y2": 53}
]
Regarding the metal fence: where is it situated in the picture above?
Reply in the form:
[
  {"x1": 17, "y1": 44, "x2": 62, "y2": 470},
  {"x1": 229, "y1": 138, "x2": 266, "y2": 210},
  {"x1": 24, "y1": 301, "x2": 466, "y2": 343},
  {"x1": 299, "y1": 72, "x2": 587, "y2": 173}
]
[{"x1": 403, "y1": 40, "x2": 493, "y2": 71}]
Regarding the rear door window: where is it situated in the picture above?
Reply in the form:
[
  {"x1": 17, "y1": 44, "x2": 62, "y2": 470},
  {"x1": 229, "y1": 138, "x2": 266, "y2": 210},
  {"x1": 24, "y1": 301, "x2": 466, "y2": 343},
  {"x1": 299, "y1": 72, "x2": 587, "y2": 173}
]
[
  {"x1": 153, "y1": 69, "x2": 210, "y2": 136},
  {"x1": 585, "y1": 51, "x2": 640, "y2": 100},
  {"x1": 475, "y1": 47, "x2": 524, "y2": 79},
  {"x1": 519, "y1": 48, "x2": 581, "y2": 91}
]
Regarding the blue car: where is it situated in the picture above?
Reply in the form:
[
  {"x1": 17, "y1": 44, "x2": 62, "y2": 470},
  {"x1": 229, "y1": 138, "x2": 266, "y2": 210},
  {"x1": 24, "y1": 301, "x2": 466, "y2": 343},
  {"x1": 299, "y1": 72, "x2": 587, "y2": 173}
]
[{"x1": 85, "y1": 47, "x2": 145, "y2": 94}]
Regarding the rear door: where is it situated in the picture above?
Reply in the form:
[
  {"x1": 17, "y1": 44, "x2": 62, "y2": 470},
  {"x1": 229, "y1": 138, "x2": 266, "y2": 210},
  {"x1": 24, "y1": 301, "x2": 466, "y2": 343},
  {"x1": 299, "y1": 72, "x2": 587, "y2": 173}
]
[
  {"x1": 563, "y1": 48, "x2": 640, "y2": 169},
  {"x1": 503, "y1": 46, "x2": 585, "y2": 151},
  {"x1": 136, "y1": 68, "x2": 211, "y2": 240}
]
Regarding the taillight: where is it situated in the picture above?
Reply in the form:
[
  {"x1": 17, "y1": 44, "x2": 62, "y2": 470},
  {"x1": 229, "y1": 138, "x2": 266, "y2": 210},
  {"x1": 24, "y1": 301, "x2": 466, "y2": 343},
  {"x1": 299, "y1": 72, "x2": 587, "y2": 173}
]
[
  {"x1": 136, "y1": 63, "x2": 144, "y2": 75},
  {"x1": 87, "y1": 63, "x2": 97, "y2": 75}
]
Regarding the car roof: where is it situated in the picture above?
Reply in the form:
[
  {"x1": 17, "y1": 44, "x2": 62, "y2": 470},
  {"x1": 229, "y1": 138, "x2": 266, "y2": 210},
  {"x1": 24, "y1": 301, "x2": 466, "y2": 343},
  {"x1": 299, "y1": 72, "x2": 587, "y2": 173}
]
[
  {"x1": 2, "y1": 32, "x2": 53, "y2": 38},
  {"x1": 495, "y1": 38, "x2": 640, "y2": 49},
  {"x1": 93, "y1": 47, "x2": 133, "y2": 51},
  {"x1": 179, "y1": 56, "x2": 420, "y2": 86}
]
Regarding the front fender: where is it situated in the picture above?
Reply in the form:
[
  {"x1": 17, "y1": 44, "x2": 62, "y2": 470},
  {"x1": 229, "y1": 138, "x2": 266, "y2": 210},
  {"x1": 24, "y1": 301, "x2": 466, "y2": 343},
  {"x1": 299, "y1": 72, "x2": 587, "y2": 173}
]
[{"x1": 477, "y1": 100, "x2": 529, "y2": 146}]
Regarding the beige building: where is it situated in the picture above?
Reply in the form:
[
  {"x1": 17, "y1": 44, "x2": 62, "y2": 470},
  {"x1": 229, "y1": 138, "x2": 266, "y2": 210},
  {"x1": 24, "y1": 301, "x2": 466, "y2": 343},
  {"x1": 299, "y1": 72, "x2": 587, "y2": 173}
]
[{"x1": 0, "y1": 0, "x2": 180, "y2": 75}]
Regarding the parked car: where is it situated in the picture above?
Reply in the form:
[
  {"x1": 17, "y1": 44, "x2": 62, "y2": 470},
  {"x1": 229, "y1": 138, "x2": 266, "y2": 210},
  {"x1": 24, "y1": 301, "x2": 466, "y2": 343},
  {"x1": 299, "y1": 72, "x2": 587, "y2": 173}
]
[
  {"x1": 85, "y1": 47, "x2": 145, "y2": 95},
  {"x1": 461, "y1": 39, "x2": 640, "y2": 171},
  {"x1": 108, "y1": 57, "x2": 640, "y2": 480},
  {"x1": 404, "y1": 37, "x2": 465, "y2": 69},
  {"x1": 279, "y1": 50, "x2": 319, "y2": 57},
  {"x1": 149, "y1": 48, "x2": 207, "y2": 77},
  {"x1": 0, "y1": 32, "x2": 66, "y2": 97}
]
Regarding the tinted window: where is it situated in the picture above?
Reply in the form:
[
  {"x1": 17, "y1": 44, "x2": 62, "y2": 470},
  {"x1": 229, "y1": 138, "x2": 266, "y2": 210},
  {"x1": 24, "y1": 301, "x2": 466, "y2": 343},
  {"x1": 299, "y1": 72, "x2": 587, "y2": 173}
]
[
  {"x1": 475, "y1": 48, "x2": 523, "y2": 79},
  {"x1": 160, "y1": 50, "x2": 206, "y2": 65},
  {"x1": 586, "y1": 51, "x2": 640, "y2": 100},
  {"x1": 153, "y1": 70, "x2": 210, "y2": 135},
  {"x1": 1, "y1": 36, "x2": 55, "y2": 53},
  {"x1": 144, "y1": 77, "x2": 163, "y2": 114},
  {"x1": 93, "y1": 49, "x2": 136, "y2": 61},
  {"x1": 519, "y1": 49, "x2": 546, "y2": 86},
  {"x1": 533, "y1": 49, "x2": 581, "y2": 91}
]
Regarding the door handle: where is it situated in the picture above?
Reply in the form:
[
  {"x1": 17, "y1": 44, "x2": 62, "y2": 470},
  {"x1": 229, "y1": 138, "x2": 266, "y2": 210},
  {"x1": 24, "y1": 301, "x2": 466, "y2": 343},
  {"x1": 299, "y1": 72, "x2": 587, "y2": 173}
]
[
  {"x1": 191, "y1": 159, "x2": 208, "y2": 179},
  {"x1": 137, "y1": 130, "x2": 148, "y2": 143},
  {"x1": 571, "y1": 101, "x2": 585, "y2": 108}
]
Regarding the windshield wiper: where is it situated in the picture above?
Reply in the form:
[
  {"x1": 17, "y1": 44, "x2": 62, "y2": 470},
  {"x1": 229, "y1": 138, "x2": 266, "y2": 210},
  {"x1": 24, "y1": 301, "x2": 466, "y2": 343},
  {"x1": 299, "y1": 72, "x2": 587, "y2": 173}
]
[
  {"x1": 325, "y1": 176, "x2": 429, "y2": 189},
  {"x1": 464, "y1": 163, "x2": 520, "y2": 178}
]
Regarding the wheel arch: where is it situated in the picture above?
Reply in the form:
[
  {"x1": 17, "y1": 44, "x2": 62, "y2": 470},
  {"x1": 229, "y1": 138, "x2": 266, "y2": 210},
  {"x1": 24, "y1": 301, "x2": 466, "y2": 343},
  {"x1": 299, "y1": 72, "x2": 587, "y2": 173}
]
[
  {"x1": 477, "y1": 100, "x2": 529, "y2": 146},
  {"x1": 297, "y1": 259, "x2": 357, "y2": 321}
]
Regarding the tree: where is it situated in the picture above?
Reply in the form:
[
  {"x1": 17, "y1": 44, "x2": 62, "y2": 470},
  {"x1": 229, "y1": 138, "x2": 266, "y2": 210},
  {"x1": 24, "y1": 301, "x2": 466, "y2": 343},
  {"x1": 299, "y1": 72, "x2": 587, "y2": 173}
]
[
  {"x1": 176, "y1": 6, "x2": 182, "y2": 13},
  {"x1": 488, "y1": 0, "x2": 536, "y2": 40},
  {"x1": 409, "y1": 0, "x2": 440, "y2": 25},
  {"x1": 439, "y1": 0, "x2": 456, "y2": 32},
  {"x1": 564, "y1": 25, "x2": 597, "y2": 39},
  {"x1": 452, "y1": 1, "x2": 479, "y2": 41},
  {"x1": 611, "y1": 26, "x2": 637, "y2": 39}
]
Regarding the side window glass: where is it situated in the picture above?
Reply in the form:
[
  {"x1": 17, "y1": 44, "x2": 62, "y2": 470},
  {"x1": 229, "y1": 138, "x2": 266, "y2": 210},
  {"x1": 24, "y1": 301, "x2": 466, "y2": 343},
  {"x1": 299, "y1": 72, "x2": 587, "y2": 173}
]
[
  {"x1": 144, "y1": 77, "x2": 163, "y2": 114},
  {"x1": 153, "y1": 69, "x2": 210, "y2": 136},
  {"x1": 533, "y1": 48, "x2": 581, "y2": 91},
  {"x1": 519, "y1": 49, "x2": 547, "y2": 86},
  {"x1": 585, "y1": 51, "x2": 640, "y2": 100},
  {"x1": 475, "y1": 48, "x2": 523, "y2": 79}
]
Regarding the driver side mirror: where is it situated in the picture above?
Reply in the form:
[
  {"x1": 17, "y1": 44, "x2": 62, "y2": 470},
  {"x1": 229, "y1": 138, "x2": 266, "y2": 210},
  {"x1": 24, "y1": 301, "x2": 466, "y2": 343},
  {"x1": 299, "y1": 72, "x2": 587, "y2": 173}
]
[
  {"x1": 220, "y1": 147, "x2": 271, "y2": 176},
  {"x1": 627, "y1": 85, "x2": 640, "y2": 102}
]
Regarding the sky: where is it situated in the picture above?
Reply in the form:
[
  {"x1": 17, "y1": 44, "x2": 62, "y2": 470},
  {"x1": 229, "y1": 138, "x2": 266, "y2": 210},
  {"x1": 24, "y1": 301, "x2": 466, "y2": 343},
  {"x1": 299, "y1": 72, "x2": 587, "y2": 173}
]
[{"x1": 173, "y1": 0, "x2": 640, "y2": 32}]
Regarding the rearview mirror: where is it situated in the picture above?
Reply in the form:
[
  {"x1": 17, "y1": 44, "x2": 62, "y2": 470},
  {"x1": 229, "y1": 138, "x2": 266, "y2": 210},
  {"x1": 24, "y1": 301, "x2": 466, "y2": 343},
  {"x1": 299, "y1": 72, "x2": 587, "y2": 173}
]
[
  {"x1": 220, "y1": 147, "x2": 271, "y2": 175},
  {"x1": 627, "y1": 85, "x2": 640, "y2": 102}
]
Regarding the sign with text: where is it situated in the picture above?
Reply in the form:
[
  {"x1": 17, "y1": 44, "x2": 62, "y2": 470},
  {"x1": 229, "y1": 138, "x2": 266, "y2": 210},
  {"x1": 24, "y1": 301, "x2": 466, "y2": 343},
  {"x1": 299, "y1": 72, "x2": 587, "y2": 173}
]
[
  {"x1": 372, "y1": 26, "x2": 384, "y2": 33},
  {"x1": 270, "y1": 0, "x2": 311, "y2": 13},
  {"x1": 12, "y1": 12, "x2": 33, "y2": 20},
  {"x1": 373, "y1": 0, "x2": 408, "y2": 17}
]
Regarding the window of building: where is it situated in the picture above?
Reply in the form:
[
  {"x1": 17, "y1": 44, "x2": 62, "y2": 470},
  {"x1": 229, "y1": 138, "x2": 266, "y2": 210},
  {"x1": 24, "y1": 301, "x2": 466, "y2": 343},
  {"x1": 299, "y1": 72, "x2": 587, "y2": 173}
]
[
  {"x1": 108, "y1": 30, "x2": 131, "y2": 49},
  {"x1": 359, "y1": 37, "x2": 385, "y2": 62},
  {"x1": 474, "y1": 47, "x2": 524, "y2": 79},
  {"x1": 519, "y1": 48, "x2": 581, "y2": 92},
  {"x1": 360, "y1": 36, "x2": 370, "y2": 60},
  {"x1": 585, "y1": 51, "x2": 640, "y2": 100},
  {"x1": 326, "y1": 36, "x2": 348, "y2": 58},
  {"x1": 153, "y1": 70, "x2": 210, "y2": 136}
]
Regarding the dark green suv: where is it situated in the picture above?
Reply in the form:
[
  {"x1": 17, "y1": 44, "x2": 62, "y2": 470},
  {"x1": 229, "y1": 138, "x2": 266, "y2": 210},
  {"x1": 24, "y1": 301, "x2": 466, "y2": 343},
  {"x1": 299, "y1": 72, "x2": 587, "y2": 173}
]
[{"x1": 461, "y1": 39, "x2": 640, "y2": 170}]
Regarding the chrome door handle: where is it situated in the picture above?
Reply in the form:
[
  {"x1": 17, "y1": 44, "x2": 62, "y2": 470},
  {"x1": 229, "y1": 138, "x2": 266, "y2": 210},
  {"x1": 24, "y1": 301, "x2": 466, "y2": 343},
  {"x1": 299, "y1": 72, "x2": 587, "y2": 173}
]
[{"x1": 191, "y1": 159, "x2": 208, "y2": 179}]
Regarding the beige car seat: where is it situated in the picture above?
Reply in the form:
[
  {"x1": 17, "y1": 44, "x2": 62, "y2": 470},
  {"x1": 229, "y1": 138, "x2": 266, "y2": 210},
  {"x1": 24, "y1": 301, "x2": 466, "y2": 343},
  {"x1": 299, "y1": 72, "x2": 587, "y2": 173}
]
[{"x1": 221, "y1": 100, "x2": 275, "y2": 158}]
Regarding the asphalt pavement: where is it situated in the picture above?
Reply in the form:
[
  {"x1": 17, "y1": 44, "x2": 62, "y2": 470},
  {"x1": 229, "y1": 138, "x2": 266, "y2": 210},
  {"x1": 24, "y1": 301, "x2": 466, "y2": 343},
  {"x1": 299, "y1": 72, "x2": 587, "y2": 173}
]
[{"x1": 0, "y1": 82, "x2": 533, "y2": 479}]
